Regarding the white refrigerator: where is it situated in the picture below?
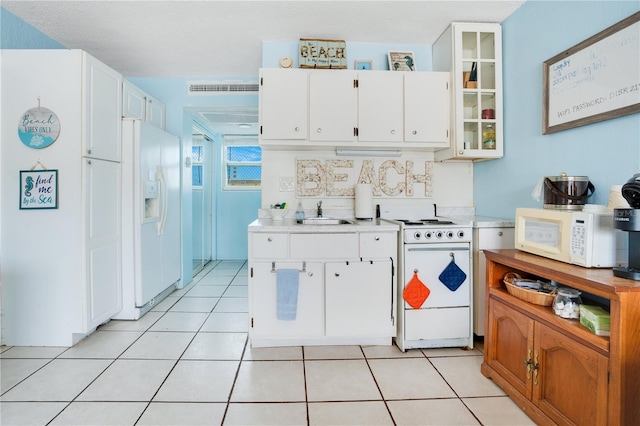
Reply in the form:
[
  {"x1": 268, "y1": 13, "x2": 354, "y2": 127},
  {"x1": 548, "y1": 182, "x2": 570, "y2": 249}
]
[{"x1": 116, "y1": 119, "x2": 182, "y2": 319}]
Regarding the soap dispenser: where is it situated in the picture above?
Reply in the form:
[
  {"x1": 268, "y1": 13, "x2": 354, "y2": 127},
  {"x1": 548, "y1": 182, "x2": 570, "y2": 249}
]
[{"x1": 295, "y1": 202, "x2": 305, "y2": 221}]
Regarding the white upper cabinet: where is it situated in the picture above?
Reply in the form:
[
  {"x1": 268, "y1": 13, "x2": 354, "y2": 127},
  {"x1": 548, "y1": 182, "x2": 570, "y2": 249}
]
[
  {"x1": 258, "y1": 68, "x2": 451, "y2": 150},
  {"x1": 309, "y1": 70, "x2": 357, "y2": 142},
  {"x1": 433, "y1": 22, "x2": 503, "y2": 161},
  {"x1": 357, "y1": 71, "x2": 404, "y2": 143},
  {"x1": 259, "y1": 68, "x2": 308, "y2": 140},
  {"x1": 122, "y1": 80, "x2": 166, "y2": 130},
  {"x1": 404, "y1": 72, "x2": 450, "y2": 145},
  {"x1": 84, "y1": 53, "x2": 122, "y2": 161}
]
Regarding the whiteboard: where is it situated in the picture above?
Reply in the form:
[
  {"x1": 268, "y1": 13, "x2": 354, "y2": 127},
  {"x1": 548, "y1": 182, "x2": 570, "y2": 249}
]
[{"x1": 543, "y1": 12, "x2": 640, "y2": 134}]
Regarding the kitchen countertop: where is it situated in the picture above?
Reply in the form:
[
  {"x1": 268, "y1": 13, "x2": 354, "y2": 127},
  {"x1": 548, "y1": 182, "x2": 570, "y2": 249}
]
[
  {"x1": 471, "y1": 216, "x2": 515, "y2": 228},
  {"x1": 248, "y1": 217, "x2": 400, "y2": 232}
]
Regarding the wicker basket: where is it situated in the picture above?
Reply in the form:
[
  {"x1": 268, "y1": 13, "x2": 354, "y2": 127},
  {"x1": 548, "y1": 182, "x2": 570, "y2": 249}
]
[{"x1": 503, "y1": 272, "x2": 555, "y2": 307}]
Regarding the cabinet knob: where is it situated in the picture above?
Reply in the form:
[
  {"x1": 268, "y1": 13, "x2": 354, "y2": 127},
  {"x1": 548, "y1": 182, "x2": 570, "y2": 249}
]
[
  {"x1": 498, "y1": 231, "x2": 503, "y2": 236},
  {"x1": 334, "y1": 273, "x2": 340, "y2": 277},
  {"x1": 87, "y1": 149, "x2": 92, "y2": 154},
  {"x1": 375, "y1": 236, "x2": 380, "y2": 241},
  {"x1": 87, "y1": 160, "x2": 92, "y2": 165},
  {"x1": 316, "y1": 128, "x2": 322, "y2": 133},
  {"x1": 458, "y1": 150, "x2": 464, "y2": 155},
  {"x1": 308, "y1": 272, "x2": 314, "y2": 277},
  {"x1": 412, "y1": 130, "x2": 417, "y2": 135},
  {"x1": 390, "y1": 130, "x2": 396, "y2": 135},
  {"x1": 267, "y1": 237, "x2": 272, "y2": 242},
  {"x1": 294, "y1": 127, "x2": 300, "y2": 132}
]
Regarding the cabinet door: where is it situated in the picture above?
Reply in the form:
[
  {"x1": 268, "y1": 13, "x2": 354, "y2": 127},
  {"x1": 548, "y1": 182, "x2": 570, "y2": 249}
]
[
  {"x1": 250, "y1": 261, "x2": 324, "y2": 338},
  {"x1": 325, "y1": 260, "x2": 393, "y2": 337},
  {"x1": 259, "y1": 69, "x2": 308, "y2": 140},
  {"x1": 357, "y1": 71, "x2": 403, "y2": 142},
  {"x1": 123, "y1": 80, "x2": 146, "y2": 120},
  {"x1": 433, "y1": 23, "x2": 503, "y2": 161},
  {"x1": 83, "y1": 53, "x2": 122, "y2": 161},
  {"x1": 404, "y1": 72, "x2": 450, "y2": 145},
  {"x1": 534, "y1": 323, "x2": 609, "y2": 426},
  {"x1": 146, "y1": 96, "x2": 166, "y2": 130},
  {"x1": 486, "y1": 298, "x2": 534, "y2": 399},
  {"x1": 84, "y1": 158, "x2": 122, "y2": 329},
  {"x1": 474, "y1": 227, "x2": 514, "y2": 335},
  {"x1": 309, "y1": 71, "x2": 357, "y2": 142}
]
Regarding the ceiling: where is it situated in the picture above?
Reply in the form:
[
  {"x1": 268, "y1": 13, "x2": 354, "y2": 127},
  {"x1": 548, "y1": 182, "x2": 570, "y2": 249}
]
[{"x1": 3, "y1": 0, "x2": 525, "y2": 135}]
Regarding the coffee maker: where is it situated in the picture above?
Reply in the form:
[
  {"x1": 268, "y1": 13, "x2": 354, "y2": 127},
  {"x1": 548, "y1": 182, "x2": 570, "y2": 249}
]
[{"x1": 613, "y1": 173, "x2": 640, "y2": 280}]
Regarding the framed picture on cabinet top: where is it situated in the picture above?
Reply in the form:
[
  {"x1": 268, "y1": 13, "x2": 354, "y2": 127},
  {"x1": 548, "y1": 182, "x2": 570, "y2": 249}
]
[
  {"x1": 388, "y1": 51, "x2": 415, "y2": 71},
  {"x1": 354, "y1": 60, "x2": 372, "y2": 70}
]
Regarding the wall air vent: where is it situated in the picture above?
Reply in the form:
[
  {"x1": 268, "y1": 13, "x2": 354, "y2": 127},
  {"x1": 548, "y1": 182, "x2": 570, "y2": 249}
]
[{"x1": 187, "y1": 81, "x2": 259, "y2": 95}]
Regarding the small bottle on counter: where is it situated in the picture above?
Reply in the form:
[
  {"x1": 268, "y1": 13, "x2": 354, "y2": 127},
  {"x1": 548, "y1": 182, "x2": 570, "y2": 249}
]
[{"x1": 295, "y1": 202, "x2": 305, "y2": 221}]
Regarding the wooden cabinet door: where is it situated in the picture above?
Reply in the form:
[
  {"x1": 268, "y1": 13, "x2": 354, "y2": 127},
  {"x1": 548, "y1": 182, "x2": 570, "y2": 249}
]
[
  {"x1": 259, "y1": 69, "x2": 308, "y2": 140},
  {"x1": 534, "y1": 323, "x2": 609, "y2": 426},
  {"x1": 357, "y1": 71, "x2": 403, "y2": 142},
  {"x1": 325, "y1": 260, "x2": 393, "y2": 337},
  {"x1": 250, "y1": 261, "x2": 324, "y2": 338},
  {"x1": 309, "y1": 71, "x2": 357, "y2": 142},
  {"x1": 486, "y1": 298, "x2": 535, "y2": 399},
  {"x1": 404, "y1": 72, "x2": 450, "y2": 145}
]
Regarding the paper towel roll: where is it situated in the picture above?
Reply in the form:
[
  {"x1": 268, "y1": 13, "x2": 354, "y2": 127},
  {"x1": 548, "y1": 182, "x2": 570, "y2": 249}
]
[{"x1": 355, "y1": 184, "x2": 374, "y2": 219}]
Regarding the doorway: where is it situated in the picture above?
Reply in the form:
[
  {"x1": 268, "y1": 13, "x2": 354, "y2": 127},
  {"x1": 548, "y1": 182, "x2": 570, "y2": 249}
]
[{"x1": 192, "y1": 126, "x2": 214, "y2": 274}]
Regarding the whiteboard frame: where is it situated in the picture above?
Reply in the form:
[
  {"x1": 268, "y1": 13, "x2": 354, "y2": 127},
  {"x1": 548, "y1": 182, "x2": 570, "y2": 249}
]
[{"x1": 543, "y1": 11, "x2": 640, "y2": 134}]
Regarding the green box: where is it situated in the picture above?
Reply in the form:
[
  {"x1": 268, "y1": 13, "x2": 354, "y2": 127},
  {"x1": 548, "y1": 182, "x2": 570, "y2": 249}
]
[{"x1": 579, "y1": 305, "x2": 610, "y2": 336}]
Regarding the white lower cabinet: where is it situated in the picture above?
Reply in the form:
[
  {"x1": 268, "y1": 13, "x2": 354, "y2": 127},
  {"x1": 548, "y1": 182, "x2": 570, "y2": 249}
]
[
  {"x1": 325, "y1": 260, "x2": 393, "y2": 337},
  {"x1": 473, "y1": 226, "x2": 514, "y2": 336},
  {"x1": 251, "y1": 261, "x2": 324, "y2": 338},
  {"x1": 248, "y1": 227, "x2": 398, "y2": 347}
]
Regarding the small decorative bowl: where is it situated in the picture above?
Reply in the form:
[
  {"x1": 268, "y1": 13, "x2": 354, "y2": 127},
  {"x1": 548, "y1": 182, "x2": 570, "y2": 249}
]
[{"x1": 270, "y1": 208, "x2": 287, "y2": 221}]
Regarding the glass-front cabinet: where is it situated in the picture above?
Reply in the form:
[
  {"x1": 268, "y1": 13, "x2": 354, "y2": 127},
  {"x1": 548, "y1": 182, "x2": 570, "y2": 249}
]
[{"x1": 433, "y1": 22, "x2": 503, "y2": 161}]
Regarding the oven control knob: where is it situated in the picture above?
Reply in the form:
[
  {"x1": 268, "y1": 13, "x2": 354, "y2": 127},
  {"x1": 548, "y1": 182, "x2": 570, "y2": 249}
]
[
  {"x1": 413, "y1": 231, "x2": 422, "y2": 240},
  {"x1": 457, "y1": 230, "x2": 465, "y2": 239},
  {"x1": 425, "y1": 231, "x2": 432, "y2": 239},
  {"x1": 435, "y1": 231, "x2": 443, "y2": 239},
  {"x1": 446, "y1": 231, "x2": 454, "y2": 239}
]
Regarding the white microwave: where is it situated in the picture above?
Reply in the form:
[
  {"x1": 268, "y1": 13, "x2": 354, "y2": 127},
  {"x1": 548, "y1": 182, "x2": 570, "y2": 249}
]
[{"x1": 514, "y1": 207, "x2": 628, "y2": 268}]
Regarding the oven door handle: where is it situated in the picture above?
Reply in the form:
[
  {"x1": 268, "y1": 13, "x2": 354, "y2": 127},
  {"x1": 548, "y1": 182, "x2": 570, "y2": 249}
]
[{"x1": 407, "y1": 247, "x2": 469, "y2": 252}]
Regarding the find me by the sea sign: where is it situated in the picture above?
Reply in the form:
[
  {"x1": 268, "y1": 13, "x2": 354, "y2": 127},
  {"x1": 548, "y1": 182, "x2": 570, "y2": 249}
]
[
  {"x1": 20, "y1": 170, "x2": 58, "y2": 209},
  {"x1": 18, "y1": 106, "x2": 61, "y2": 149}
]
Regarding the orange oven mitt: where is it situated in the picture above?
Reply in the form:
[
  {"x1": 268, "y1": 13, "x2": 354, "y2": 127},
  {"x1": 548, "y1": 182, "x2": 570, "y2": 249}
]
[{"x1": 403, "y1": 269, "x2": 430, "y2": 309}]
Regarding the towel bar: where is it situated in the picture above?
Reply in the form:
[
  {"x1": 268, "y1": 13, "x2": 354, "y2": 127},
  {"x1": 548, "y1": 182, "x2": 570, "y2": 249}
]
[{"x1": 271, "y1": 261, "x2": 306, "y2": 273}]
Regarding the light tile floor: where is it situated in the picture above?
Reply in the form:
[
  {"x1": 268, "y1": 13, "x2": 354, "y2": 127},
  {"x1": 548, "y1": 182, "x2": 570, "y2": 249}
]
[{"x1": 0, "y1": 260, "x2": 537, "y2": 426}]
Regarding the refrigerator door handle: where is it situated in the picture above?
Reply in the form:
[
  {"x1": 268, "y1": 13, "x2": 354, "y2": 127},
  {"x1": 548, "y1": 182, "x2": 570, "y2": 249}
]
[{"x1": 157, "y1": 166, "x2": 168, "y2": 236}]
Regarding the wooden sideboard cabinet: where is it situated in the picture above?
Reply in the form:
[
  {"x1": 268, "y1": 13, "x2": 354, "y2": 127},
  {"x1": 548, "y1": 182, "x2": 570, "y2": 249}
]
[{"x1": 481, "y1": 249, "x2": 640, "y2": 426}]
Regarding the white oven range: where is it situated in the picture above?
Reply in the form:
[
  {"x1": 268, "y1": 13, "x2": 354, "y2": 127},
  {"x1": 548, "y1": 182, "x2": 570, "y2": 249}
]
[{"x1": 380, "y1": 204, "x2": 474, "y2": 352}]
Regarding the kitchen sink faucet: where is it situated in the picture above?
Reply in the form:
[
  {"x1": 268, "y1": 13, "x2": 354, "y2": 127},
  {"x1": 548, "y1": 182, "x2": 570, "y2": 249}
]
[{"x1": 317, "y1": 201, "x2": 322, "y2": 217}]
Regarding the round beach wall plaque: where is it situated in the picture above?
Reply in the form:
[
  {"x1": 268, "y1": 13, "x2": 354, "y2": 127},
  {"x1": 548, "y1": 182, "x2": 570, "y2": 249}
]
[{"x1": 18, "y1": 106, "x2": 61, "y2": 149}]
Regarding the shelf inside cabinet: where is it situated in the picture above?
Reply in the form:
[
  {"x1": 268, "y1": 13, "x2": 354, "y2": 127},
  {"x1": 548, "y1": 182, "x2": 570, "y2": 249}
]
[{"x1": 489, "y1": 286, "x2": 610, "y2": 355}]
